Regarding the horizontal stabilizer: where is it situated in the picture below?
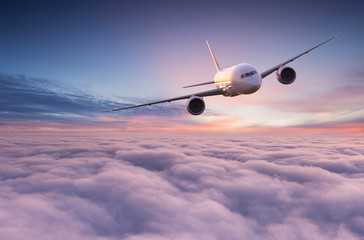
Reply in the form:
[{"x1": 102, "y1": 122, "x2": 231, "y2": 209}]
[{"x1": 183, "y1": 81, "x2": 215, "y2": 88}]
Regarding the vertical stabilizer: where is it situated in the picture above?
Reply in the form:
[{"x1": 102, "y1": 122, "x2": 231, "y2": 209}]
[{"x1": 206, "y1": 40, "x2": 221, "y2": 72}]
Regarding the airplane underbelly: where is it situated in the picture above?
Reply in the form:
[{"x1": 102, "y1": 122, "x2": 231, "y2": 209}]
[{"x1": 233, "y1": 77, "x2": 261, "y2": 94}]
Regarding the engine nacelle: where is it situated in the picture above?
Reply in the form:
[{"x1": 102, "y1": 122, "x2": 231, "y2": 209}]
[
  {"x1": 276, "y1": 66, "x2": 296, "y2": 85},
  {"x1": 186, "y1": 96, "x2": 205, "y2": 115}
]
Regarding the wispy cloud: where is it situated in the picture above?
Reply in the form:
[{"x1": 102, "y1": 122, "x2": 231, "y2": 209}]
[
  {"x1": 1, "y1": 72, "x2": 363, "y2": 133},
  {"x1": 263, "y1": 64, "x2": 364, "y2": 114},
  {"x1": 0, "y1": 73, "x2": 185, "y2": 128}
]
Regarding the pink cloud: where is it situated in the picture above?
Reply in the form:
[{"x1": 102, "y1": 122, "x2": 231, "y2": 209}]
[{"x1": 0, "y1": 131, "x2": 363, "y2": 239}]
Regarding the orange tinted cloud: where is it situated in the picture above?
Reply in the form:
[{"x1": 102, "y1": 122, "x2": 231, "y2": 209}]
[
  {"x1": 95, "y1": 114, "x2": 363, "y2": 135},
  {"x1": 2, "y1": 114, "x2": 362, "y2": 136}
]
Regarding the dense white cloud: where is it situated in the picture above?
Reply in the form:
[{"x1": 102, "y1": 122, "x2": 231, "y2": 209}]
[{"x1": 0, "y1": 132, "x2": 363, "y2": 239}]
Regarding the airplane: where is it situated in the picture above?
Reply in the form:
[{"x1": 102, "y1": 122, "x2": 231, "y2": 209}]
[{"x1": 106, "y1": 34, "x2": 338, "y2": 115}]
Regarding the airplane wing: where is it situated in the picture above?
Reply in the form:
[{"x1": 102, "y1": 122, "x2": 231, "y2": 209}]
[
  {"x1": 105, "y1": 87, "x2": 226, "y2": 112},
  {"x1": 183, "y1": 81, "x2": 215, "y2": 88},
  {"x1": 260, "y1": 34, "x2": 339, "y2": 79}
]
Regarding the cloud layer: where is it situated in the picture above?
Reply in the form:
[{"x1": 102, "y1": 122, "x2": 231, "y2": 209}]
[{"x1": 0, "y1": 132, "x2": 363, "y2": 239}]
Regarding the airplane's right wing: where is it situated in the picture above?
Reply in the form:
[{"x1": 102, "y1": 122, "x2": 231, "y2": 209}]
[
  {"x1": 105, "y1": 87, "x2": 226, "y2": 112},
  {"x1": 260, "y1": 34, "x2": 339, "y2": 79}
]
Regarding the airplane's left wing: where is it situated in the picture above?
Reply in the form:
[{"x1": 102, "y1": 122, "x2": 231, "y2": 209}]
[
  {"x1": 260, "y1": 34, "x2": 339, "y2": 79},
  {"x1": 105, "y1": 87, "x2": 226, "y2": 112}
]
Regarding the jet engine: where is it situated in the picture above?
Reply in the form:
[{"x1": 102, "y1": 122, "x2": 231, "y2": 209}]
[
  {"x1": 276, "y1": 66, "x2": 296, "y2": 85},
  {"x1": 186, "y1": 96, "x2": 205, "y2": 115}
]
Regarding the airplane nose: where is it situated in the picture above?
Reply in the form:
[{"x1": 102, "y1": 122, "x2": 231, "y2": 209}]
[{"x1": 248, "y1": 77, "x2": 261, "y2": 93}]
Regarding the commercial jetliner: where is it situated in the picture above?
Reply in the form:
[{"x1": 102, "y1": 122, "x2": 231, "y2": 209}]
[{"x1": 106, "y1": 35, "x2": 338, "y2": 115}]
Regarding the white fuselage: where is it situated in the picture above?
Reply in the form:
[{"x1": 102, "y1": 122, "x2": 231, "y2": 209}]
[{"x1": 214, "y1": 63, "x2": 262, "y2": 96}]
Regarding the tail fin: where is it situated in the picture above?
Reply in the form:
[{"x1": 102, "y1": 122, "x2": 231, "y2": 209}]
[{"x1": 206, "y1": 40, "x2": 221, "y2": 72}]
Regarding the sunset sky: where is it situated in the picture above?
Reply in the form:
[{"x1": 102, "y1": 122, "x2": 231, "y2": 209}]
[
  {"x1": 0, "y1": 0, "x2": 363, "y2": 133},
  {"x1": 1, "y1": 1, "x2": 364, "y2": 239}
]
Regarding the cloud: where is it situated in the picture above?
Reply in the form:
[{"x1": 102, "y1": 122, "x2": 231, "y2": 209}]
[
  {"x1": 262, "y1": 63, "x2": 364, "y2": 114},
  {"x1": 1, "y1": 72, "x2": 363, "y2": 133},
  {"x1": 0, "y1": 132, "x2": 363, "y2": 239},
  {"x1": 0, "y1": 73, "x2": 186, "y2": 128}
]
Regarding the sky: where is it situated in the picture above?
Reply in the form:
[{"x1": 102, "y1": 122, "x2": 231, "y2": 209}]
[
  {"x1": 0, "y1": 0, "x2": 363, "y2": 133},
  {"x1": 1, "y1": 1, "x2": 364, "y2": 239}
]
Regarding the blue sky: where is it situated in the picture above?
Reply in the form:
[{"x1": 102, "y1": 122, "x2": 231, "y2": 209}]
[{"x1": 0, "y1": 0, "x2": 363, "y2": 132}]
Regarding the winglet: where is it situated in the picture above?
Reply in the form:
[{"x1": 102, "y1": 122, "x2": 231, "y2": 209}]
[{"x1": 206, "y1": 40, "x2": 221, "y2": 72}]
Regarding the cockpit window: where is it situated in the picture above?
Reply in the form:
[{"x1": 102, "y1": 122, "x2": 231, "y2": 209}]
[{"x1": 241, "y1": 70, "x2": 257, "y2": 79}]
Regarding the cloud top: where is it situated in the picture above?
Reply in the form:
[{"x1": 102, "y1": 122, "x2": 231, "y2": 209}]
[{"x1": 0, "y1": 132, "x2": 363, "y2": 239}]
